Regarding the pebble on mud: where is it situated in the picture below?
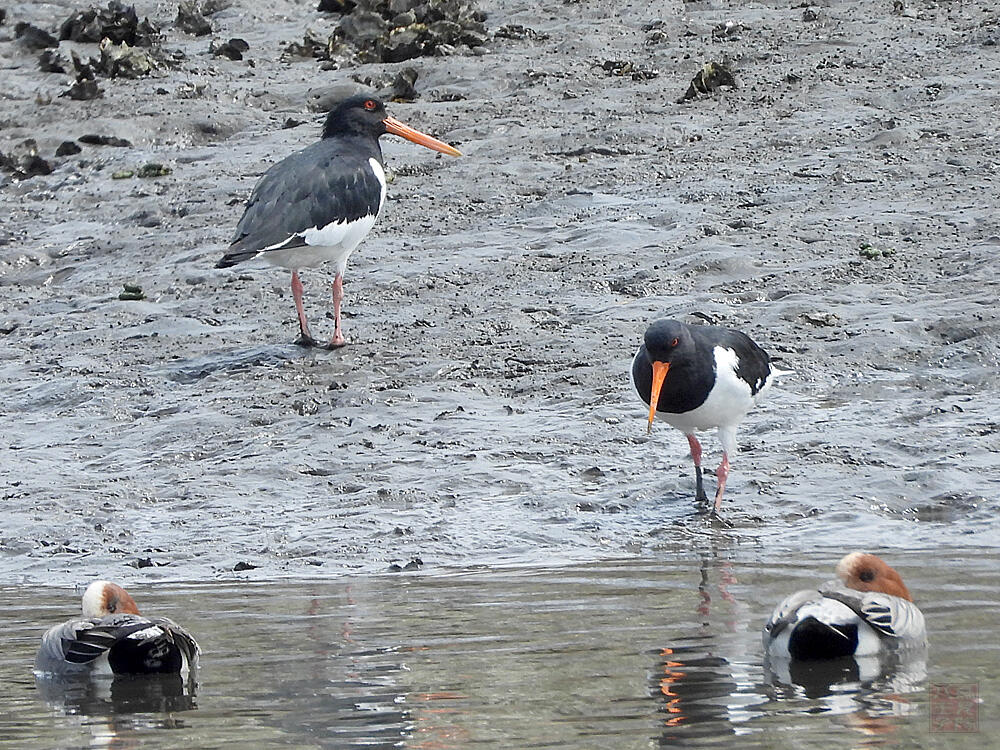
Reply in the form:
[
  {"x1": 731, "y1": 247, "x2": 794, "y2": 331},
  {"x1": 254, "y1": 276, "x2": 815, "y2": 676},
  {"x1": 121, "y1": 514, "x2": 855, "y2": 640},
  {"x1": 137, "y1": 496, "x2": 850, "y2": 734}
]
[
  {"x1": 56, "y1": 141, "x2": 82, "y2": 156},
  {"x1": 59, "y1": 1, "x2": 159, "y2": 46},
  {"x1": 98, "y1": 38, "x2": 157, "y2": 77},
  {"x1": 679, "y1": 61, "x2": 737, "y2": 102},
  {"x1": 79, "y1": 133, "x2": 132, "y2": 146},
  {"x1": 0, "y1": 139, "x2": 53, "y2": 179},
  {"x1": 38, "y1": 49, "x2": 67, "y2": 73},
  {"x1": 137, "y1": 162, "x2": 172, "y2": 178},
  {"x1": 233, "y1": 560, "x2": 259, "y2": 571},
  {"x1": 295, "y1": 0, "x2": 488, "y2": 65},
  {"x1": 600, "y1": 59, "x2": 659, "y2": 80},
  {"x1": 118, "y1": 283, "x2": 145, "y2": 300},
  {"x1": 176, "y1": 1, "x2": 213, "y2": 36},
  {"x1": 858, "y1": 242, "x2": 896, "y2": 260},
  {"x1": 387, "y1": 558, "x2": 423, "y2": 572},
  {"x1": 211, "y1": 37, "x2": 250, "y2": 60},
  {"x1": 14, "y1": 22, "x2": 58, "y2": 50}
]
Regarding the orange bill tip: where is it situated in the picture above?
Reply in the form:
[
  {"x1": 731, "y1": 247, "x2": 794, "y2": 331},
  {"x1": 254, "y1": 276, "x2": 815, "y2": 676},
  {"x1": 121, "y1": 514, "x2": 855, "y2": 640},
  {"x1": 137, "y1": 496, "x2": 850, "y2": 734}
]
[{"x1": 383, "y1": 116, "x2": 462, "y2": 156}]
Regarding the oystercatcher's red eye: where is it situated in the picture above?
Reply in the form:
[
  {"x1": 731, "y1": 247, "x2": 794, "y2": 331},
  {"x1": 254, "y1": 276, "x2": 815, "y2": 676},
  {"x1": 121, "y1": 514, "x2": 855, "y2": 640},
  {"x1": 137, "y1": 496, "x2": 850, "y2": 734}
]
[
  {"x1": 364, "y1": 99, "x2": 377, "y2": 111},
  {"x1": 671, "y1": 338, "x2": 679, "y2": 347}
]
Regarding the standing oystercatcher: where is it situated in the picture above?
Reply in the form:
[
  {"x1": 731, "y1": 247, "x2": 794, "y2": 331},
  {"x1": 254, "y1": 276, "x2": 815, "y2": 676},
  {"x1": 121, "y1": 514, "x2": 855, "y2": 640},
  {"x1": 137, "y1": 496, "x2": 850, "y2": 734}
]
[
  {"x1": 34, "y1": 581, "x2": 200, "y2": 677},
  {"x1": 216, "y1": 95, "x2": 461, "y2": 348},
  {"x1": 631, "y1": 318, "x2": 786, "y2": 512},
  {"x1": 763, "y1": 552, "x2": 926, "y2": 660}
]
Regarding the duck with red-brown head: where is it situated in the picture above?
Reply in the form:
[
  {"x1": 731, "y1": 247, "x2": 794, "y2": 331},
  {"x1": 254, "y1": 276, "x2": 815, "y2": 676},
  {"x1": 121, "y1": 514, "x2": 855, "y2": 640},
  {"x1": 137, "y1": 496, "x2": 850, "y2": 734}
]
[
  {"x1": 35, "y1": 581, "x2": 200, "y2": 678},
  {"x1": 763, "y1": 553, "x2": 926, "y2": 660}
]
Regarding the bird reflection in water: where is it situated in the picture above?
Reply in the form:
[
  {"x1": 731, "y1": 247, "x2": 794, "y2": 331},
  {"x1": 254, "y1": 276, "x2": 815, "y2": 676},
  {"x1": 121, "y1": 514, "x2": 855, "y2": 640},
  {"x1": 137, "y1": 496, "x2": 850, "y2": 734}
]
[
  {"x1": 35, "y1": 672, "x2": 197, "y2": 749},
  {"x1": 764, "y1": 649, "x2": 927, "y2": 740}
]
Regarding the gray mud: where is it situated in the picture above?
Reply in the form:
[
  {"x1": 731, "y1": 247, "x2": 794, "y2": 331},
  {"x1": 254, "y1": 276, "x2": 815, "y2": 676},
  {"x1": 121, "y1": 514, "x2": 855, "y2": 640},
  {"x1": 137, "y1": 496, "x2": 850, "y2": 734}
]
[{"x1": 1, "y1": 0, "x2": 999, "y2": 583}]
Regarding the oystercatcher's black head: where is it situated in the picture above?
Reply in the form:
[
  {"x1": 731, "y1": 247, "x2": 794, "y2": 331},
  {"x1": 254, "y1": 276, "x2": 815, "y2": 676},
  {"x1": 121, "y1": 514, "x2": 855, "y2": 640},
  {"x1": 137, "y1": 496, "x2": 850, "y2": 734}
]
[
  {"x1": 641, "y1": 319, "x2": 696, "y2": 434},
  {"x1": 643, "y1": 319, "x2": 694, "y2": 364},
  {"x1": 322, "y1": 95, "x2": 462, "y2": 156}
]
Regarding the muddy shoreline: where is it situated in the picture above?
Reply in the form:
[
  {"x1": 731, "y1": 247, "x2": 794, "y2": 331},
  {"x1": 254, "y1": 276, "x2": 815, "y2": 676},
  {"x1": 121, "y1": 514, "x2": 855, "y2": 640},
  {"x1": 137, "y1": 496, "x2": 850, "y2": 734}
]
[{"x1": 1, "y1": 0, "x2": 998, "y2": 584}]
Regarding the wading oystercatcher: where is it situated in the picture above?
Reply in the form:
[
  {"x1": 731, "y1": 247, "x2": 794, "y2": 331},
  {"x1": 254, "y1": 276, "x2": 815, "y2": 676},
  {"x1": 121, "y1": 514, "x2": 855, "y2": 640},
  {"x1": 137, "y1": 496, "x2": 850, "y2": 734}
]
[
  {"x1": 34, "y1": 581, "x2": 200, "y2": 677},
  {"x1": 763, "y1": 552, "x2": 926, "y2": 659},
  {"x1": 631, "y1": 318, "x2": 786, "y2": 512},
  {"x1": 216, "y1": 95, "x2": 461, "y2": 347}
]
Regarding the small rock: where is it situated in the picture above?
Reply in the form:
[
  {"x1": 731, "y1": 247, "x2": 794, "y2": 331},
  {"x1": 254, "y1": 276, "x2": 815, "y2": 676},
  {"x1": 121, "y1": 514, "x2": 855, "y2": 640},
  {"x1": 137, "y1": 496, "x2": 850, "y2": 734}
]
[
  {"x1": 56, "y1": 141, "x2": 82, "y2": 156},
  {"x1": 78, "y1": 133, "x2": 132, "y2": 146},
  {"x1": 130, "y1": 557, "x2": 155, "y2": 568},
  {"x1": 112, "y1": 169, "x2": 135, "y2": 179},
  {"x1": 137, "y1": 162, "x2": 171, "y2": 178},
  {"x1": 858, "y1": 242, "x2": 896, "y2": 260},
  {"x1": 176, "y1": 1, "x2": 212, "y2": 35},
  {"x1": 98, "y1": 37, "x2": 156, "y2": 78},
  {"x1": 14, "y1": 22, "x2": 58, "y2": 49},
  {"x1": 62, "y1": 79, "x2": 103, "y2": 100},
  {"x1": 211, "y1": 37, "x2": 249, "y2": 60},
  {"x1": 118, "y1": 283, "x2": 145, "y2": 300},
  {"x1": 282, "y1": 117, "x2": 305, "y2": 129},
  {"x1": 679, "y1": 61, "x2": 737, "y2": 102},
  {"x1": 59, "y1": 1, "x2": 159, "y2": 46},
  {"x1": 233, "y1": 560, "x2": 258, "y2": 571},
  {"x1": 319, "y1": 0, "x2": 357, "y2": 12},
  {"x1": 0, "y1": 139, "x2": 53, "y2": 179},
  {"x1": 387, "y1": 66, "x2": 418, "y2": 101},
  {"x1": 801, "y1": 311, "x2": 840, "y2": 327},
  {"x1": 39, "y1": 49, "x2": 67, "y2": 73}
]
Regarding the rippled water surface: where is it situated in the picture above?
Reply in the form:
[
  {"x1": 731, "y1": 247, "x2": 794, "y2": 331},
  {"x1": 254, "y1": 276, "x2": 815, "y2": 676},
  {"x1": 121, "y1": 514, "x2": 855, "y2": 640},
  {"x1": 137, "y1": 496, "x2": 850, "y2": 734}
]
[{"x1": 2, "y1": 550, "x2": 996, "y2": 749}]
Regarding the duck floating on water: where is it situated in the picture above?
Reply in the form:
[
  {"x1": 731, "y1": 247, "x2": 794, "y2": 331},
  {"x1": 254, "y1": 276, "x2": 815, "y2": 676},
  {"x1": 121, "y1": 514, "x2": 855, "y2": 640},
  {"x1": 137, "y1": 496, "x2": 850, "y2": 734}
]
[
  {"x1": 763, "y1": 552, "x2": 926, "y2": 660},
  {"x1": 34, "y1": 581, "x2": 200, "y2": 678}
]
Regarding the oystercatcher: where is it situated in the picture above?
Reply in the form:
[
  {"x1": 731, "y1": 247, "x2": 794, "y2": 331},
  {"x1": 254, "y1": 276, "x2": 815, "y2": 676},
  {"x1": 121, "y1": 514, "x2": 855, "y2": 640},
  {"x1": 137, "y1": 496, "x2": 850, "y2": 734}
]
[
  {"x1": 216, "y1": 95, "x2": 461, "y2": 348},
  {"x1": 34, "y1": 581, "x2": 200, "y2": 677},
  {"x1": 763, "y1": 552, "x2": 927, "y2": 659},
  {"x1": 631, "y1": 318, "x2": 786, "y2": 512}
]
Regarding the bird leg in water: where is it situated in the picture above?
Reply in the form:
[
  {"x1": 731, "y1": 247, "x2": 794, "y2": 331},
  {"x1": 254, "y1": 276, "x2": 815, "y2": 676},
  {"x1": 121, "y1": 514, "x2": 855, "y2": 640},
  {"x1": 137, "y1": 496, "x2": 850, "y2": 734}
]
[
  {"x1": 713, "y1": 452, "x2": 731, "y2": 512},
  {"x1": 291, "y1": 270, "x2": 319, "y2": 347},
  {"x1": 686, "y1": 434, "x2": 708, "y2": 504},
  {"x1": 329, "y1": 273, "x2": 347, "y2": 348}
]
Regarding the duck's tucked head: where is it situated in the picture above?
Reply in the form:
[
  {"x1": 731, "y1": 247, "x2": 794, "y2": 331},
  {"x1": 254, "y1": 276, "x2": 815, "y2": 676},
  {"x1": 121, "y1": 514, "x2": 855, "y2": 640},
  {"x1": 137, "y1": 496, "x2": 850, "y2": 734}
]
[
  {"x1": 836, "y1": 552, "x2": 913, "y2": 601},
  {"x1": 81, "y1": 581, "x2": 141, "y2": 618}
]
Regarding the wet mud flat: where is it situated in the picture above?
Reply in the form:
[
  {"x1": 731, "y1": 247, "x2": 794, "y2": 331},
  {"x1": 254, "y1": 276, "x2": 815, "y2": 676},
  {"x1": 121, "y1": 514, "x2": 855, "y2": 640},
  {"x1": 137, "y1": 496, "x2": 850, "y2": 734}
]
[{"x1": 1, "y1": 0, "x2": 999, "y2": 583}]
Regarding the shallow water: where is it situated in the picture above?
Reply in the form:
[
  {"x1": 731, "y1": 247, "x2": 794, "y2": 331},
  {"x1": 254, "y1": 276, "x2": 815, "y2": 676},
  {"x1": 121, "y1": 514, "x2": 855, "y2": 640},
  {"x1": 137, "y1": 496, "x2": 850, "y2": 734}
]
[{"x1": 2, "y1": 550, "x2": 996, "y2": 749}]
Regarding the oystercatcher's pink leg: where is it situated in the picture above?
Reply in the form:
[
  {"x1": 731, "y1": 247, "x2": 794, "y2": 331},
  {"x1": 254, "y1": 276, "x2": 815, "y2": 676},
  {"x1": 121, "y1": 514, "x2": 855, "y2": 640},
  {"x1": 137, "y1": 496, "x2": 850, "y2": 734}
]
[
  {"x1": 329, "y1": 273, "x2": 347, "y2": 348},
  {"x1": 687, "y1": 434, "x2": 708, "y2": 504},
  {"x1": 713, "y1": 452, "x2": 731, "y2": 512},
  {"x1": 291, "y1": 270, "x2": 318, "y2": 347}
]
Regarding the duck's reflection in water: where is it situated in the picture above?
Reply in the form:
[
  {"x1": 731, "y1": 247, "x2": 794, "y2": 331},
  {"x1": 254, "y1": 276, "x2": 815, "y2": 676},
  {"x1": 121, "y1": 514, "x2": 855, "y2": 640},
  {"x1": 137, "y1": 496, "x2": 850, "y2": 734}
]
[{"x1": 35, "y1": 673, "x2": 197, "y2": 749}]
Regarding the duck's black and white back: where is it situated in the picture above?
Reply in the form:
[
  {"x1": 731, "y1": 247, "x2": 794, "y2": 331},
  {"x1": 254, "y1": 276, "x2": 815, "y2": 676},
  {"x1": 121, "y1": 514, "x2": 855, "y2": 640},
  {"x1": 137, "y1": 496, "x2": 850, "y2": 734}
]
[
  {"x1": 34, "y1": 581, "x2": 200, "y2": 679},
  {"x1": 763, "y1": 553, "x2": 926, "y2": 660}
]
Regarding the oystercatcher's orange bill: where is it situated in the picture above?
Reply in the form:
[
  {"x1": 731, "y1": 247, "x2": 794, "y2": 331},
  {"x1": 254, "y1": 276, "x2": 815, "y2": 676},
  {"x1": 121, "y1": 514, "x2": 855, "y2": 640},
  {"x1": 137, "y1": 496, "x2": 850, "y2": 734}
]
[
  {"x1": 384, "y1": 116, "x2": 462, "y2": 156},
  {"x1": 647, "y1": 361, "x2": 670, "y2": 434}
]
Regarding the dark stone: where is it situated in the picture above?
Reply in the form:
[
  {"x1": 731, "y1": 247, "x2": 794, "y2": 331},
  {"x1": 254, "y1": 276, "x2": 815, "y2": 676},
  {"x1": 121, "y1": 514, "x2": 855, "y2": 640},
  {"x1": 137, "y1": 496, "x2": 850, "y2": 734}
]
[
  {"x1": 61, "y1": 80, "x2": 103, "y2": 100},
  {"x1": 78, "y1": 134, "x2": 132, "y2": 146},
  {"x1": 211, "y1": 37, "x2": 249, "y2": 60},
  {"x1": 679, "y1": 61, "x2": 737, "y2": 101},
  {"x1": 56, "y1": 141, "x2": 82, "y2": 156},
  {"x1": 176, "y1": 1, "x2": 212, "y2": 35},
  {"x1": 14, "y1": 22, "x2": 58, "y2": 49},
  {"x1": 387, "y1": 66, "x2": 418, "y2": 101},
  {"x1": 58, "y1": 1, "x2": 159, "y2": 46},
  {"x1": 39, "y1": 49, "x2": 67, "y2": 73},
  {"x1": 319, "y1": 0, "x2": 357, "y2": 12},
  {"x1": 233, "y1": 560, "x2": 258, "y2": 571},
  {"x1": 0, "y1": 141, "x2": 53, "y2": 179},
  {"x1": 381, "y1": 25, "x2": 425, "y2": 62}
]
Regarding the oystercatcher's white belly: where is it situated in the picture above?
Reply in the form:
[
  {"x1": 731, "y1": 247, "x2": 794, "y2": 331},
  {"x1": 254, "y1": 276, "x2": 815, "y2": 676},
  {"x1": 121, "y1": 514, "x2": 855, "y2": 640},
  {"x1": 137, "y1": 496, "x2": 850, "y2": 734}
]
[{"x1": 658, "y1": 347, "x2": 760, "y2": 433}]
